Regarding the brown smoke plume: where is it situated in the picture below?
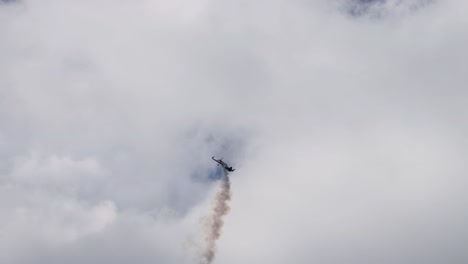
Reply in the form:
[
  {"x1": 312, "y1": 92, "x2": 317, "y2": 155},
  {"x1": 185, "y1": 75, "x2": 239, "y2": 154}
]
[{"x1": 200, "y1": 172, "x2": 232, "y2": 264}]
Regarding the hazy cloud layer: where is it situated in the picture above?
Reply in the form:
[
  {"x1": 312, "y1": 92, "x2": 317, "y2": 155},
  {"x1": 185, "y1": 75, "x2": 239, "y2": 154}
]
[{"x1": 1, "y1": 0, "x2": 468, "y2": 263}]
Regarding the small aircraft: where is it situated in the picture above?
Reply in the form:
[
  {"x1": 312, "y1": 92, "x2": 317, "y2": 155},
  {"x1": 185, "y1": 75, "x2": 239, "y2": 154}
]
[{"x1": 212, "y1": 156, "x2": 235, "y2": 172}]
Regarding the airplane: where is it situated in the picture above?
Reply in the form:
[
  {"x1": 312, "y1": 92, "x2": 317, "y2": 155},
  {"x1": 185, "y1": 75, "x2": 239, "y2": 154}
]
[{"x1": 212, "y1": 156, "x2": 235, "y2": 172}]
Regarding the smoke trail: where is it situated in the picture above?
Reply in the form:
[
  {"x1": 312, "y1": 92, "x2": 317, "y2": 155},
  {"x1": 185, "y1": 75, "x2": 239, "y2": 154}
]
[{"x1": 200, "y1": 171, "x2": 232, "y2": 264}]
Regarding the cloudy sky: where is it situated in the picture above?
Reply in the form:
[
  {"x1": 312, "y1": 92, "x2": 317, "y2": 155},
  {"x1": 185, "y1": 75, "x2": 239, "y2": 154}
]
[{"x1": 1, "y1": 0, "x2": 468, "y2": 263}]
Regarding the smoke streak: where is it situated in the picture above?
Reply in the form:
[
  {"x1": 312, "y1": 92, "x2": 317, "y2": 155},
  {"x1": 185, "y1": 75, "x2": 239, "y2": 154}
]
[{"x1": 200, "y1": 171, "x2": 232, "y2": 264}]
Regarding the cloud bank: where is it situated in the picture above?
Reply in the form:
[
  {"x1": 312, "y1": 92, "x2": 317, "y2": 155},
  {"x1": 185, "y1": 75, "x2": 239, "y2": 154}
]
[{"x1": 1, "y1": 0, "x2": 468, "y2": 263}]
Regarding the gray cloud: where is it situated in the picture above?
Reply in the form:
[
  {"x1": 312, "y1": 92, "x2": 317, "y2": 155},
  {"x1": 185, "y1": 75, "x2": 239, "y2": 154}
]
[
  {"x1": 1, "y1": 0, "x2": 468, "y2": 263},
  {"x1": 342, "y1": 0, "x2": 434, "y2": 18}
]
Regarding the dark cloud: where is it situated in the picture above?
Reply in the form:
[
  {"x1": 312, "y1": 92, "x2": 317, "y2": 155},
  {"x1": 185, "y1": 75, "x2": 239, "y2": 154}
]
[
  {"x1": 347, "y1": 0, "x2": 386, "y2": 17},
  {"x1": 342, "y1": 0, "x2": 434, "y2": 18}
]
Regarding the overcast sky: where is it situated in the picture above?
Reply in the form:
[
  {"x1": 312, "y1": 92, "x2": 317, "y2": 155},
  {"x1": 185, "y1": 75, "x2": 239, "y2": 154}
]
[{"x1": 1, "y1": 0, "x2": 468, "y2": 263}]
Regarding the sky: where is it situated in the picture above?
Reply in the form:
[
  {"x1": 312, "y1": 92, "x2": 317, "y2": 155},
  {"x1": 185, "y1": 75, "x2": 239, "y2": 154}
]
[{"x1": 1, "y1": 0, "x2": 468, "y2": 263}]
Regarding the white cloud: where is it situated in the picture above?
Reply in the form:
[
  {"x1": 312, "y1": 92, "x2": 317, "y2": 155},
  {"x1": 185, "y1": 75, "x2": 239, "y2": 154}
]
[{"x1": 1, "y1": 0, "x2": 468, "y2": 263}]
